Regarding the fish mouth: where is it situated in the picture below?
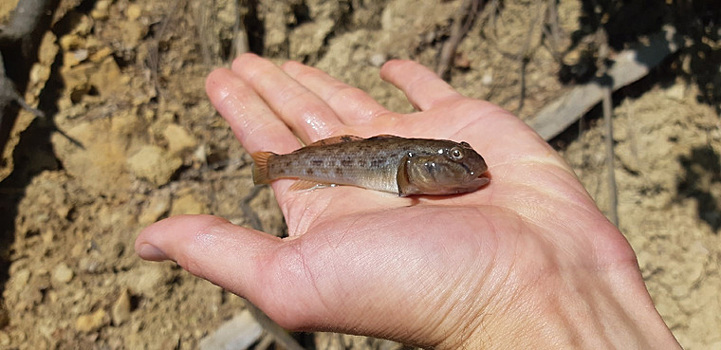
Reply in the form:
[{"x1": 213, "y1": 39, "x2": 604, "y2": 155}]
[
  {"x1": 469, "y1": 176, "x2": 490, "y2": 188},
  {"x1": 470, "y1": 169, "x2": 490, "y2": 187}
]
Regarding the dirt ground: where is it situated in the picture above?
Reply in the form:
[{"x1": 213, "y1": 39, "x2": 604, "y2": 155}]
[{"x1": 1, "y1": 0, "x2": 720, "y2": 349}]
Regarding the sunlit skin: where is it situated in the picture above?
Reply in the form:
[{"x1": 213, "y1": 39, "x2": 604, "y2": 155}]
[{"x1": 135, "y1": 54, "x2": 681, "y2": 349}]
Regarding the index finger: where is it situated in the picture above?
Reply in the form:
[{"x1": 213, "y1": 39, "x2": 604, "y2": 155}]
[{"x1": 380, "y1": 60, "x2": 464, "y2": 111}]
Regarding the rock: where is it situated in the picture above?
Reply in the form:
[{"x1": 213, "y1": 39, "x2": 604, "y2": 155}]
[
  {"x1": 13, "y1": 269, "x2": 31, "y2": 288},
  {"x1": 0, "y1": 301, "x2": 9, "y2": 328},
  {"x1": 482, "y1": 71, "x2": 493, "y2": 86},
  {"x1": 111, "y1": 289, "x2": 132, "y2": 326},
  {"x1": 162, "y1": 124, "x2": 197, "y2": 155},
  {"x1": 138, "y1": 191, "x2": 171, "y2": 226},
  {"x1": 89, "y1": 46, "x2": 113, "y2": 63},
  {"x1": 91, "y1": 0, "x2": 111, "y2": 20},
  {"x1": 126, "y1": 4, "x2": 142, "y2": 20},
  {"x1": 59, "y1": 34, "x2": 85, "y2": 51},
  {"x1": 127, "y1": 145, "x2": 182, "y2": 186},
  {"x1": 170, "y1": 191, "x2": 208, "y2": 216},
  {"x1": 0, "y1": 331, "x2": 9, "y2": 346},
  {"x1": 51, "y1": 113, "x2": 138, "y2": 198},
  {"x1": 76, "y1": 309, "x2": 109, "y2": 332},
  {"x1": 52, "y1": 263, "x2": 74, "y2": 284},
  {"x1": 665, "y1": 83, "x2": 685, "y2": 101},
  {"x1": 88, "y1": 56, "x2": 123, "y2": 98},
  {"x1": 128, "y1": 265, "x2": 168, "y2": 295},
  {"x1": 198, "y1": 310, "x2": 262, "y2": 350},
  {"x1": 120, "y1": 20, "x2": 147, "y2": 49},
  {"x1": 289, "y1": 19, "x2": 335, "y2": 59},
  {"x1": 78, "y1": 256, "x2": 105, "y2": 274},
  {"x1": 369, "y1": 53, "x2": 387, "y2": 67},
  {"x1": 63, "y1": 49, "x2": 88, "y2": 67}
]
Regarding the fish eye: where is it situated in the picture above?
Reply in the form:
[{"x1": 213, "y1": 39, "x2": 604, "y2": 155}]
[{"x1": 449, "y1": 147, "x2": 464, "y2": 161}]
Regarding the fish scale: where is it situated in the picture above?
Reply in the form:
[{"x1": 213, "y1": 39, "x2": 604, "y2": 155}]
[{"x1": 251, "y1": 135, "x2": 489, "y2": 196}]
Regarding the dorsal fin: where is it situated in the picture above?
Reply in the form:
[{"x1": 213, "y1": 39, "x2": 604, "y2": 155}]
[
  {"x1": 367, "y1": 134, "x2": 401, "y2": 141},
  {"x1": 307, "y1": 135, "x2": 363, "y2": 147}
]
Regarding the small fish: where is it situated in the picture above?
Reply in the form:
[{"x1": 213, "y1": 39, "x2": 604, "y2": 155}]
[{"x1": 251, "y1": 135, "x2": 489, "y2": 196}]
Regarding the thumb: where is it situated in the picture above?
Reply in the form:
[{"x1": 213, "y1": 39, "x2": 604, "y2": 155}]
[
  {"x1": 135, "y1": 215, "x2": 277, "y2": 289},
  {"x1": 134, "y1": 215, "x2": 326, "y2": 329}
]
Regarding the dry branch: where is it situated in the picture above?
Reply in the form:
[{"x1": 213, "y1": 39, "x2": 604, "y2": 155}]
[
  {"x1": 528, "y1": 26, "x2": 683, "y2": 141},
  {"x1": 436, "y1": 0, "x2": 483, "y2": 80},
  {"x1": 0, "y1": 0, "x2": 56, "y2": 154}
]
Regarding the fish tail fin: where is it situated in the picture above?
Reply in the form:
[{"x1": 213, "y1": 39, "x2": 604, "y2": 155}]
[{"x1": 251, "y1": 151, "x2": 275, "y2": 185}]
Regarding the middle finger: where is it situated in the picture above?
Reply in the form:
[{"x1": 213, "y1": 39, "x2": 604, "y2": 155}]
[
  {"x1": 281, "y1": 60, "x2": 390, "y2": 126},
  {"x1": 232, "y1": 54, "x2": 350, "y2": 144}
]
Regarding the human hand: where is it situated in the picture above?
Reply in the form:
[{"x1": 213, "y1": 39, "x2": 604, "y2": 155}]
[{"x1": 135, "y1": 54, "x2": 679, "y2": 348}]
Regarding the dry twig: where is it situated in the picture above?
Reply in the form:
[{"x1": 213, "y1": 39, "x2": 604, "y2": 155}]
[
  {"x1": 529, "y1": 26, "x2": 683, "y2": 140},
  {"x1": 0, "y1": 0, "x2": 56, "y2": 154},
  {"x1": 436, "y1": 0, "x2": 483, "y2": 81}
]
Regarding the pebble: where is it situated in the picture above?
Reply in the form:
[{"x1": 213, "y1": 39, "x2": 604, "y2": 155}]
[
  {"x1": 13, "y1": 269, "x2": 31, "y2": 288},
  {"x1": 126, "y1": 4, "x2": 142, "y2": 20},
  {"x1": 126, "y1": 145, "x2": 182, "y2": 186},
  {"x1": 369, "y1": 53, "x2": 387, "y2": 67},
  {"x1": 163, "y1": 124, "x2": 197, "y2": 155},
  {"x1": 0, "y1": 331, "x2": 9, "y2": 346},
  {"x1": 482, "y1": 71, "x2": 493, "y2": 86},
  {"x1": 111, "y1": 289, "x2": 132, "y2": 326},
  {"x1": 91, "y1": 0, "x2": 111, "y2": 20},
  {"x1": 78, "y1": 256, "x2": 104, "y2": 274},
  {"x1": 665, "y1": 84, "x2": 685, "y2": 101},
  {"x1": 138, "y1": 191, "x2": 171, "y2": 226},
  {"x1": 52, "y1": 263, "x2": 74, "y2": 284},
  {"x1": 130, "y1": 265, "x2": 167, "y2": 295},
  {"x1": 76, "y1": 309, "x2": 109, "y2": 332},
  {"x1": 0, "y1": 302, "x2": 9, "y2": 328},
  {"x1": 198, "y1": 310, "x2": 262, "y2": 350},
  {"x1": 170, "y1": 191, "x2": 208, "y2": 216}
]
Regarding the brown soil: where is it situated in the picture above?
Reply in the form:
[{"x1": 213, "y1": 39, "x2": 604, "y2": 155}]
[{"x1": 1, "y1": 0, "x2": 719, "y2": 349}]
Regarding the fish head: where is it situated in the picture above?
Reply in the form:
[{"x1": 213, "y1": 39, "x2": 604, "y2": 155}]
[{"x1": 400, "y1": 141, "x2": 489, "y2": 196}]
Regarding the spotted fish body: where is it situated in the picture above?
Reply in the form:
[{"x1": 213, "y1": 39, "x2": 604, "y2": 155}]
[{"x1": 251, "y1": 135, "x2": 489, "y2": 196}]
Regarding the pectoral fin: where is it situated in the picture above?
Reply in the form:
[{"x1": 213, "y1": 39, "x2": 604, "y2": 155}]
[{"x1": 396, "y1": 154, "x2": 419, "y2": 197}]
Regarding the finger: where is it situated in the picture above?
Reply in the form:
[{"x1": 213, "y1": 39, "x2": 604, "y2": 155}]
[
  {"x1": 206, "y1": 67, "x2": 299, "y2": 155},
  {"x1": 232, "y1": 53, "x2": 350, "y2": 143},
  {"x1": 134, "y1": 215, "x2": 324, "y2": 328},
  {"x1": 281, "y1": 60, "x2": 390, "y2": 125},
  {"x1": 135, "y1": 215, "x2": 279, "y2": 295},
  {"x1": 380, "y1": 59, "x2": 463, "y2": 111}
]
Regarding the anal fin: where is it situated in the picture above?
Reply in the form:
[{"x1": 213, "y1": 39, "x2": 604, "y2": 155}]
[{"x1": 289, "y1": 180, "x2": 330, "y2": 191}]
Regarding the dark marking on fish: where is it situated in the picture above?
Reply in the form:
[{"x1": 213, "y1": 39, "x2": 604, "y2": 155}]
[{"x1": 370, "y1": 159, "x2": 385, "y2": 168}]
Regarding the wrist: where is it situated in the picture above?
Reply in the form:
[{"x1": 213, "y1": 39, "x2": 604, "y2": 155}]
[{"x1": 440, "y1": 261, "x2": 680, "y2": 349}]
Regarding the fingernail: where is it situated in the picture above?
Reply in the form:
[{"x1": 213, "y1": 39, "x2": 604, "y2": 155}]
[{"x1": 136, "y1": 243, "x2": 168, "y2": 261}]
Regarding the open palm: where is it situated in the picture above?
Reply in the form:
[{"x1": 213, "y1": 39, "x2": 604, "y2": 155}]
[{"x1": 136, "y1": 54, "x2": 676, "y2": 349}]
